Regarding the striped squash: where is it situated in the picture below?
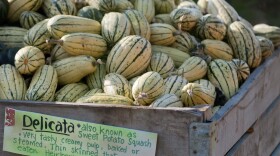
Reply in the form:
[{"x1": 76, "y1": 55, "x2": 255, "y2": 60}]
[
  {"x1": 152, "y1": 14, "x2": 173, "y2": 25},
  {"x1": 170, "y1": 8, "x2": 202, "y2": 31},
  {"x1": 42, "y1": 0, "x2": 76, "y2": 18},
  {"x1": 171, "y1": 31, "x2": 197, "y2": 53},
  {"x1": 164, "y1": 75, "x2": 188, "y2": 97},
  {"x1": 193, "y1": 79, "x2": 216, "y2": 94},
  {"x1": 103, "y1": 73, "x2": 132, "y2": 99},
  {"x1": 150, "y1": 94, "x2": 183, "y2": 108},
  {"x1": 77, "y1": 6, "x2": 104, "y2": 22},
  {"x1": 52, "y1": 55, "x2": 98, "y2": 85},
  {"x1": 0, "y1": 27, "x2": 27, "y2": 48},
  {"x1": 25, "y1": 65, "x2": 58, "y2": 101},
  {"x1": 132, "y1": 71, "x2": 165, "y2": 106},
  {"x1": 86, "y1": 63, "x2": 106, "y2": 89},
  {"x1": 7, "y1": 0, "x2": 43, "y2": 23},
  {"x1": 115, "y1": 0, "x2": 134, "y2": 12},
  {"x1": 76, "y1": 93, "x2": 133, "y2": 106},
  {"x1": 0, "y1": 64, "x2": 26, "y2": 100},
  {"x1": 47, "y1": 15, "x2": 101, "y2": 39},
  {"x1": 196, "y1": 14, "x2": 227, "y2": 41},
  {"x1": 152, "y1": 45, "x2": 190, "y2": 67},
  {"x1": 50, "y1": 45, "x2": 73, "y2": 62},
  {"x1": 150, "y1": 23, "x2": 177, "y2": 46},
  {"x1": 106, "y1": 35, "x2": 152, "y2": 79},
  {"x1": 88, "y1": 0, "x2": 117, "y2": 13},
  {"x1": 227, "y1": 21, "x2": 262, "y2": 68},
  {"x1": 256, "y1": 36, "x2": 274, "y2": 60},
  {"x1": 14, "y1": 46, "x2": 45, "y2": 75},
  {"x1": 154, "y1": 0, "x2": 176, "y2": 14},
  {"x1": 229, "y1": 59, "x2": 250, "y2": 84},
  {"x1": 134, "y1": 0, "x2": 155, "y2": 23},
  {"x1": 101, "y1": 12, "x2": 131, "y2": 47},
  {"x1": 146, "y1": 52, "x2": 175, "y2": 78},
  {"x1": 172, "y1": 56, "x2": 208, "y2": 82},
  {"x1": 207, "y1": 59, "x2": 239, "y2": 100},
  {"x1": 47, "y1": 33, "x2": 107, "y2": 58},
  {"x1": 206, "y1": 0, "x2": 239, "y2": 25},
  {"x1": 181, "y1": 83, "x2": 216, "y2": 107},
  {"x1": 124, "y1": 9, "x2": 151, "y2": 40},
  {"x1": 177, "y1": 1, "x2": 200, "y2": 10},
  {"x1": 19, "y1": 11, "x2": 46, "y2": 29},
  {"x1": 54, "y1": 83, "x2": 89, "y2": 102},
  {"x1": 199, "y1": 39, "x2": 233, "y2": 61},
  {"x1": 24, "y1": 19, "x2": 52, "y2": 53},
  {"x1": 76, "y1": 88, "x2": 104, "y2": 102}
]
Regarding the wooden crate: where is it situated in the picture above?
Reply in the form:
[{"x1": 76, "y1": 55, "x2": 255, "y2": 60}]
[
  {"x1": 189, "y1": 49, "x2": 280, "y2": 156},
  {"x1": 0, "y1": 49, "x2": 280, "y2": 156}
]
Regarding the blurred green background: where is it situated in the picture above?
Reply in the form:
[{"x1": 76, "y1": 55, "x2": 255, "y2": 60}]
[{"x1": 226, "y1": 0, "x2": 280, "y2": 26}]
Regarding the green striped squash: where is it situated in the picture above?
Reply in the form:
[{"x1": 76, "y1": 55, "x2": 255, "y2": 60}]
[
  {"x1": 14, "y1": 46, "x2": 45, "y2": 75},
  {"x1": 19, "y1": 11, "x2": 46, "y2": 29},
  {"x1": 172, "y1": 56, "x2": 208, "y2": 82},
  {"x1": 164, "y1": 75, "x2": 188, "y2": 97},
  {"x1": 124, "y1": 9, "x2": 151, "y2": 40},
  {"x1": 128, "y1": 76, "x2": 140, "y2": 86},
  {"x1": 177, "y1": 1, "x2": 200, "y2": 10},
  {"x1": 152, "y1": 14, "x2": 173, "y2": 25},
  {"x1": 150, "y1": 94, "x2": 183, "y2": 108},
  {"x1": 50, "y1": 45, "x2": 73, "y2": 62},
  {"x1": 150, "y1": 23, "x2": 177, "y2": 46},
  {"x1": 134, "y1": 0, "x2": 155, "y2": 23},
  {"x1": 106, "y1": 35, "x2": 152, "y2": 79},
  {"x1": 227, "y1": 21, "x2": 262, "y2": 68},
  {"x1": 193, "y1": 79, "x2": 216, "y2": 94},
  {"x1": 115, "y1": 0, "x2": 134, "y2": 12},
  {"x1": 146, "y1": 52, "x2": 174, "y2": 78},
  {"x1": 54, "y1": 83, "x2": 89, "y2": 102},
  {"x1": 76, "y1": 88, "x2": 104, "y2": 102},
  {"x1": 52, "y1": 55, "x2": 97, "y2": 85},
  {"x1": 42, "y1": 0, "x2": 77, "y2": 18},
  {"x1": 154, "y1": 0, "x2": 176, "y2": 14},
  {"x1": 0, "y1": 64, "x2": 27, "y2": 100},
  {"x1": 229, "y1": 59, "x2": 250, "y2": 84},
  {"x1": 47, "y1": 15, "x2": 101, "y2": 39},
  {"x1": 7, "y1": 0, "x2": 43, "y2": 23},
  {"x1": 170, "y1": 8, "x2": 202, "y2": 31},
  {"x1": 86, "y1": 63, "x2": 106, "y2": 89},
  {"x1": 101, "y1": 12, "x2": 131, "y2": 47},
  {"x1": 0, "y1": 27, "x2": 27, "y2": 48},
  {"x1": 103, "y1": 73, "x2": 132, "y2": 99},
  {"x1": 77, "y1": 6, "x2": 104, "y2": 22},
  {"x1": 181, "y1": 83, "x2": 216, "y2": 107},
  {"x1": 171, "y1": 31, "x2": 197, "y2": 53},
  {"x1": 76, "y1": 93, "x2": 133, "y2": 106},
  {"x1": 132, "y1": 71, "x2": 165, "y2": 106},
  {"x1": 196, "y1": 14, "x2": 227, "y2": 41},
  {"x1": 25, "y1": 65, "x2": 58, "y2": 101},
  {"x1": 88, "y1": 0, "x2": 117, "y2": 13},
  {"x1": 152, "y1": 45, "x2": 190, "y2": 67},
  {"x1": 207, "y1": 59, "x2": 239, "y2": 100},
  {"x1": 24, "y1": 19, "x2": 53, "y2": 53},
  {"x1": 256, "y1": 36, "x2": 274, "y2": 60}
]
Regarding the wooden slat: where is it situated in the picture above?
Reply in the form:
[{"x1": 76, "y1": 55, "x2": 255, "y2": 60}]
[
  {"x1": 210, "y1": 49, "x2": 280, "y2": 156},
  {"x1": 0, "y1": 101, "x2": 204, "y2": 156},
  {"x1": 225, "y1": 95, "x2": 280, "y2": 156}
]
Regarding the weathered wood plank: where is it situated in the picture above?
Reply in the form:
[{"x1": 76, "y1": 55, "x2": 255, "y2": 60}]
[
  {"x1": 0, "y1": 101, "x2": 204, "y2": 156},
  {"x1": 208, "y1": 49, "x2": 280, "y2": 156},
  {"x1": 225, "y1": 95, "x2": 280, "y2": 156}
]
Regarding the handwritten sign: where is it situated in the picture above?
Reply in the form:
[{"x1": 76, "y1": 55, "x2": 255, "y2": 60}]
[{"x1": 3, "y1": 107, "x2": 157, "y2": 156}]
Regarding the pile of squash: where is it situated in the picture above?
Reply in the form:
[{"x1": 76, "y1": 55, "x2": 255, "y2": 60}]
[{"x1": 0, "y1": 0, "x2": 279, "y2": 112}]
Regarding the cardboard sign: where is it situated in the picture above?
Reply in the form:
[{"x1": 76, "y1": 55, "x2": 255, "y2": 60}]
[{"x1": 3, "y1": 107, "x2": 157, "y2": 156}]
